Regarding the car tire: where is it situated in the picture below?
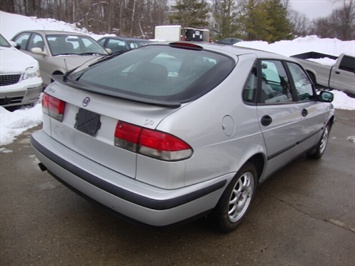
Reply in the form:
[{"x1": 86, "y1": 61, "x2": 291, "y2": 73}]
[
  {"x1": 308, "y1": 123, "x2": 330, "y2": 159},
  {"x1": 210, "y1": 162, "x2": 257, "y2": 233}
]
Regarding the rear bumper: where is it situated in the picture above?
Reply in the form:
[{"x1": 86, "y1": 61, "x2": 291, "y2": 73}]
[{"x1": 31, "y1": 130, "x2": 230, "y2": 226}]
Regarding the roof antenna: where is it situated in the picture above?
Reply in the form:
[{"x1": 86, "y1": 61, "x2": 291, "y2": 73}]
[{"x1": 64, "y1": 58, "x2": 68, "y2": 72}]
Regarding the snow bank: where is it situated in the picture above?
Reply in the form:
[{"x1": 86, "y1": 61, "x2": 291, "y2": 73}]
[
  {"x1": 0, "y1": 103, "x2": 43, "y2": 146},
  {"x1": 0, "y1": 11, "x2": 92, "y2": 40},
  {"x1": 236, "y1": 35, "x2": 355, "y2": 57}
]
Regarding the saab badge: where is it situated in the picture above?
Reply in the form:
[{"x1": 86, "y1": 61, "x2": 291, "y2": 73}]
[{"x1": 82, "y1": 97, "x2": 90, "y2": 107}]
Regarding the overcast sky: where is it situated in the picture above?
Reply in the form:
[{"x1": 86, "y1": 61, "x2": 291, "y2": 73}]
[{"x1": 289, "y1": 0, "x2": 343, "y2": 20}]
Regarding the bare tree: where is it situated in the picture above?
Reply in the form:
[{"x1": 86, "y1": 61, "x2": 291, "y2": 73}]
[
  {"x1": 288, "y1": 10, "x2": 311, "y2": 37},
  {"x1": 0, "y1": 0, "x2": 166, "y2": 37},
  {"x1": 310, "y1": 0, "x2": 355, "y2": 40},
  {"x1": 0, "y1": 0, "x2": 15, "y2": 13},
  {"x1": 332, "y1": 0, "x2": 355, "y2": 40}
]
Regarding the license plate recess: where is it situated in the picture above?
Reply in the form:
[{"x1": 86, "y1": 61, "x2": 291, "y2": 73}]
[{"x1": 74, "y1": 108, "x2": 101, "y2": 136}]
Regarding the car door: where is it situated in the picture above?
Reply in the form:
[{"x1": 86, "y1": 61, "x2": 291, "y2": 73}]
[
  {"x1": 13, "y1": 32, "x2": 50, "y2": 85},
  {"x1": 255, "y1": 59, "x2": 304, "y2": 173},
  {"x1": 12, "y1": 32, "x2": 31, "y2": 51},
  {"x1": 329, "y1": 55, "x2": 355, "y2": 94},
  {"x1": 26, "y1": 33, "x2": 53, "y2": 85},
  {"x1": 286, "y1": 61, "x2": 329, "y2": 153}
]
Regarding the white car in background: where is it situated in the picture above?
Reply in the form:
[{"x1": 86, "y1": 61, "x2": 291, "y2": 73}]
[{"x1": 0, "y1": 33, "x2": 43, "y2": 107}]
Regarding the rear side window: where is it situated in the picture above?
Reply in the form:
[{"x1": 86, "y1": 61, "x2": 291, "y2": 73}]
[
  {"x1": 258, "y1": 60, "x2": 293, "y2": 104},
  {"x1": 104, "y1": 38, "x2": 128, "y2": 53},
  {"x1": 242, "y1": 66, "x2": 257, "y2": 103},
  {"x1": 73, "y1": 45, "x2": 235, "y2": 104},
  {"x1": 13, "y1": 32, "x2": 31, "y2": 50}
]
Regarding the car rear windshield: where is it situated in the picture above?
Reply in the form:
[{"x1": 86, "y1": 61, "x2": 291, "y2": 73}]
[{"x1": 69, "y1": 44, "x2": 235, "y2": 105}]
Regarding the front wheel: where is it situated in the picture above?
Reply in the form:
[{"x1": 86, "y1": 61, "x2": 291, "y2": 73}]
[
  {"x1": 308, "y1": 124, "x2": 330, "y2": 159},
  {"x1": 210, "y1": 162, "x2": 257, "y2": 233}
]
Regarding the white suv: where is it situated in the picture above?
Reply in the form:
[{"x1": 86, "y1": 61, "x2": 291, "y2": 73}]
[{"x1": 0, "y1": 34, "x2": 42, "y2": 107}]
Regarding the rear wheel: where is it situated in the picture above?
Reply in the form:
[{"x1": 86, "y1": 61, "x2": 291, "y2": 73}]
[
  {"x1": 308, "y1": 123, "x2": 330, "y2": 159},
  {"x1": 211, "y1": 162, "x2": 257, "y2": 233}
]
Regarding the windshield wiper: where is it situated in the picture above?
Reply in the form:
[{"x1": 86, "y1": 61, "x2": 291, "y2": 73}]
[
  {"x1": 79, "y1": 52, "x2": 106, "y2": 56},
  {"x1": 55, "y1": 53, "x2": 75, "y2": 56}
]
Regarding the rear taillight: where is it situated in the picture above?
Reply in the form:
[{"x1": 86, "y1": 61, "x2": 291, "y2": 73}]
[
  {"x1": 42, "y1": 93, "x2": 66, "y2": 121},
  {"x1": 114, "y1": 121, "x2": 192, "y2": 161},
  {"x1": 114, "y1": 121, "x2": 141, "y2": 152}
]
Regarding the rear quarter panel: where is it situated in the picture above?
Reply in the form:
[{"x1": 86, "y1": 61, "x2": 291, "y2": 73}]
[{"x1": 141, "y1": 54, "x2": 267, "y2": 187}]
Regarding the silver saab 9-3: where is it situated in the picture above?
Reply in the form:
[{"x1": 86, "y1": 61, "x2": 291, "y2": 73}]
[{"x1": 31, "y1": 42, "x2": 334, "y2": 232}]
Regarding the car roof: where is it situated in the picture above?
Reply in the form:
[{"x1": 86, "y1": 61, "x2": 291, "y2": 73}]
[
  {"x1": 160, "y1": 42, "x2": 294, "y2": 62},
  {"x1": 99, "y1": 36, "x2": 151, "y2": 41},
  {"x1": 15, "y1": 30, "x2": 90, "y2": 36}
]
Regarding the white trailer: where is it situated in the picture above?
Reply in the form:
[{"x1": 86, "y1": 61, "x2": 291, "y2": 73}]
[
  {"x1": 154, "y1": 25, "x2": 182, "y2": 42},
  {"x1": 155, "y1": 25, "x2": 210, "y2": 42}
]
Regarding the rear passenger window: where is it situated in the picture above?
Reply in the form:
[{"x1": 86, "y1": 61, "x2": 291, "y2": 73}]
[
  {"x1": 242, "y1": 66, "x2": 257, "y2": 103},
  {"x1": 13, "y1": 32, "x2": 31, "y2": 50},
  {"x1": 106, "y1": 39, "x2": 128, "y2": 53},
  {"x1": 258, "y1": 60, "x2": 293, "y2": 104},
  {"x1": 286, "y1": 62, "x2": 314, "y2": 101}
]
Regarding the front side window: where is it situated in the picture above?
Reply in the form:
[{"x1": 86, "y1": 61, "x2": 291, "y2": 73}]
[
  {"x1": 258, "y1": 60, "x2": 293, "y2": 104},
  {"x1": 286, "y1": 62, "x2": 314, "y2": 101},
  {"x1": 69, "y1": 45, "x2": 235, "y2": 104},
  {"x1": 28, "y1": 34, "x2": 44, "y2": 51}
]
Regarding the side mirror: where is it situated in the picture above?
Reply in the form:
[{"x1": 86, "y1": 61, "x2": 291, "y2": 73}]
[
  {"x1": 318, "y1": 91, "x2": 333, "y2": 102},
  {"x1": 105, "y1": 48, "x2": 112, "y2": 54},
  {"x1": 31, "y1": 47, "x2": 47, "y2": 56}
]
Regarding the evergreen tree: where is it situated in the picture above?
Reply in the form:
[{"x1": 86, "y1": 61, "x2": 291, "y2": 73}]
[
  {"x1": 212, "y1": 0, "x2": 240, "y2": 39},
  {"x1": 238, "y1": 0, "x2": 269, "y2": 41},
  {"x1": 237, "y1": 0, "x2": 293, "y2": 42},
  {"x1": 169, "y1": 0, "x2": 210, "y2": 28},
  {"x1": 263, "y1": 0, "x2": 293, "y2": 41}
]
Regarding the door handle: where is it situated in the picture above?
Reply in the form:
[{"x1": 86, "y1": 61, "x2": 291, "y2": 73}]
[
  {"x1": 302, "y1": 109, "x2": 308, "y2": 117},
  {"x1": 335, "y1": 71, "x2": 340, "y2": 74},
  {"x1": 261, "y1": 115, "x2": 272, "y2": 126}
]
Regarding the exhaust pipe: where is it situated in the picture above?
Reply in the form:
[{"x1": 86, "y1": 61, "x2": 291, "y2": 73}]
[{"x1": 38, "y1": 162, "x2": 47, "y2": 172}]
